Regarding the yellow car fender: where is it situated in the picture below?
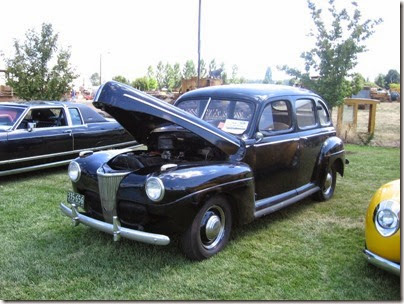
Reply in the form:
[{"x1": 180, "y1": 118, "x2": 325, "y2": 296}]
[{"x1": 365, "y1": 180, "x2": 400, "y2": 263}]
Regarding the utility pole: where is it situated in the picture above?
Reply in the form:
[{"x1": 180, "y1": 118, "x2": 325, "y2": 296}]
[{"x1": 197, "y1": 0, "x2": 201, "y2": 88}]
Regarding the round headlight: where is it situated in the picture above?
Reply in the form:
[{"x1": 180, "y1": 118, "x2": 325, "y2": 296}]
[
  {"x1": 145, "y1": 177, "x2": 164, "y2": 202},
  {"x1": 374, "y1": 200, "x2": 400, "y2": 237},
  {"x1": 68, "y1": 161, "x2": 81, "y2": 182}
]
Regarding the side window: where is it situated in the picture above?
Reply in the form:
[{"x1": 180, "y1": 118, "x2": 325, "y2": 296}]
[
  {"x1": 18, "y1": 108, "x2": 67, "y2": 129},
  {"x1": 296, "y1": 99, "x2": 316, "y2": 129},
  {"x1": 69, "y1": 108, "x2": 83, "y2": 126},
  {"x1": 259, "y1": 100, "x2": 292, "y2": 133},
  {"x1": 317, "y1": 101, "x2": 331, "y2": 126}
]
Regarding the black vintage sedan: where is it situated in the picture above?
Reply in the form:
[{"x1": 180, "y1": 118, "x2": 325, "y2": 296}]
[
  {"x1": 60, "y1": 81, "x2": 346, "y2": 260},
  {"x1": 0, "y1": 101, "x2": 136, "y2": 177}
]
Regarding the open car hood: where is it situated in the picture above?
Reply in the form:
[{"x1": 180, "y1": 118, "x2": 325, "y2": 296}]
[{"x1": 93, "y1": 81, "x2": 241, "y2": 155}]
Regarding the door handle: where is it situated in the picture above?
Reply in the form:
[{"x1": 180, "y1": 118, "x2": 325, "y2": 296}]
[{"x1": 63, "y1": 130, "x2": 72, "y2": 136}]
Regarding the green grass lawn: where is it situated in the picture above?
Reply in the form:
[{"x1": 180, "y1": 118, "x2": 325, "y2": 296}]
[{"x1": 0, "y1": 144, "x2": 400, "y2": 300}]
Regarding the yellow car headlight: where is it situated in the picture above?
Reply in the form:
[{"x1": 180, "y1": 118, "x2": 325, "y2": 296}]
[{"x1": 374, "y1": 200, "x2": 400, "y2": 237}]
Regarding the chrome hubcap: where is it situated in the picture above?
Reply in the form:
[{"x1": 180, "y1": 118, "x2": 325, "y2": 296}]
[
  {"x1": 205, "y1": 215, "x2": 221, "y2": 241},
  {"x1": 323, "y1": 172, "x2": 333, "y2": 195},
  {"x1": 200, "y1": 205, "x2": 225, "y2": 250}
]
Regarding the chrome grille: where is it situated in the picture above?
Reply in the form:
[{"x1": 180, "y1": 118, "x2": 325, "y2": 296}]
[{"x1": 97, "y1": 167, "x2": 130, "y2": 223}]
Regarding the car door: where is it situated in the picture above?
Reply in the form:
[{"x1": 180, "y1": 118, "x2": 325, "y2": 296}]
[
  {"x1": 295, "y1": 98, "x2": 334, "y2": 192},
  {"x1": 68, "y1": 107, "x2": 133, "y2": 151},
  {"x1": 253, "y1": 99, "x2": 299, "y2": 200},
  {"x1": 5, "y1": 107, "x2": 73, "y2": 169}
]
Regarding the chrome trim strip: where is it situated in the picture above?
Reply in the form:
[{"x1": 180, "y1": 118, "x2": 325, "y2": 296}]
[
  {"x1": 9, "y1": 124, "x2": 89, "y2": 135},
  {"x1": 254, "y1": 138, "x2": 299, "y2": 147},
  {"x1": 123, "y1": 93, "x2": 241, "y2": 148},
  {"x1": 299, "y1": 131, "x2": 335, "y2": 139},
  {"x1": 201, "y1": 97, "x2": 212, "y2": 119},
  {"x1": 60, "y1": 203, "x2": 170, "y2": 245},
  {"x1": 254, "y1": 186, "x2": 320, "y2": 218},
  {"x1": 254, "y1": 130, "x2": 335, "y2": 147},
  {"x1": 169, "y1": 177, "x2": 254, "y2": 204},
  {"x1": 363, "y1": 249, "x2": 400, "y2": 276},
  {"x1": 0, "y1": 141, "x2": 139, "y2": 165},
  {"x1": 0, "y1": 159, "x2": 71, "y2": 177}
]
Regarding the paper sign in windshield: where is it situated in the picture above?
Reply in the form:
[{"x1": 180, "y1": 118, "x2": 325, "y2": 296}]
[{"x1": 222, "y1": 119, "x2": 249, "y2": 134}]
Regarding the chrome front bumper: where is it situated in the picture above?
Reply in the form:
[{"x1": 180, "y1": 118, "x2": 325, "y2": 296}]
[
  {"x1": 363, "y1": 249, "x2": 400, "y2": 276},
  {"x1": 60, "y1": 203, "x2": 170, "y2": 246}
]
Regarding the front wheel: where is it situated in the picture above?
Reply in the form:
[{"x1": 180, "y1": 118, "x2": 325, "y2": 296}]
[
  {"x1": 314, "y1": 165, "x2": 337, "y2": 201},
  {"x1": 180, "y1": 196, "x2": 232, "y2": 260}
]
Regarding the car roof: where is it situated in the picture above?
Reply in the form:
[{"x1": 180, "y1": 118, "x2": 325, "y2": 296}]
[
  {"x1": 178, "y1": 84, "x2": 320, "y2": 103},
  {"x1": 0, "y1": 101, "x2": 87, "y2": 109}
]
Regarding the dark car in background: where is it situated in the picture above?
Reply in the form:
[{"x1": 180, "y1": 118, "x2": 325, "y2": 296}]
[
  {"x1": 61, "y1": 81, "x2": 346, "y2": 260},
  {"x1": 0, "y1": 101, "x2": 137, "y2": 177}
]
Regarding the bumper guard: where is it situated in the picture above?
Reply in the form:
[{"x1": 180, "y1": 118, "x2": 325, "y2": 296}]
[{"x1": 60, "y1": 202, "x2": 170, "y2": 246}]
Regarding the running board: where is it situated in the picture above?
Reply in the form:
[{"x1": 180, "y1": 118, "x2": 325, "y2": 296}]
[{"x1": 254, "y1": 186, "x2": 320, "y2": 219}]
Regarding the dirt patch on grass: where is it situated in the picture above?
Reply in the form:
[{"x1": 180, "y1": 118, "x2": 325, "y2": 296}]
[{"x1": 332, "y1": 102, "x2": 400, "y2": 147}]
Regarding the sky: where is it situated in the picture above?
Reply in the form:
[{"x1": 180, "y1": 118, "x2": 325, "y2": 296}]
[{"x1": 0, "y1": 0, "x2": 401, "y2": 87}]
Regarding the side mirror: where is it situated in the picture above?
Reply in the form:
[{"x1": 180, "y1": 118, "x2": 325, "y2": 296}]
[
  {"x1": 27, "y1": 122, "x2": 36, "y2": 132},
  {"x1": 255, "y1": 132, "x2": 264, "y2": 143}
]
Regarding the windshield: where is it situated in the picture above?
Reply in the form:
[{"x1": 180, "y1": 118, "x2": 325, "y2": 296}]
[
  {"x1": 0, "y1": 106, "x2": 25, "y2": 129},
  {"x1": 177, "y1": 98, "x2": 254, "y2": 135}
]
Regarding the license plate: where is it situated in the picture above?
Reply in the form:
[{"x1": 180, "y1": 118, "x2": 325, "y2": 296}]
[{"x1": 67, "y1": 191, "x2": 85, "y2": 208}]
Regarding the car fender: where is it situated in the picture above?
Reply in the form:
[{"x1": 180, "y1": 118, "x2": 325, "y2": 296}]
[
  {"x1": 151, "y1": 162, "x2": 256, "y2": 229},
  {"x1": 313, "y1": 136, "x2": 345, "y2": 183}
]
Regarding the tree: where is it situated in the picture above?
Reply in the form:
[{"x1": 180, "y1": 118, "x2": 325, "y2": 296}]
[
  {"x1": 148, "y1": 77, "x2": 158, "y2": 90},
  {"x1": 279, "y1": 0, "x2": 382, "y2": 108},
  {"x1": 263, "y1": 67, "x2": 273, "y2": 84},
  {"x1": 172, "y1": 63, "x2": 182, "y2": 89},
  {"x1": 199, "y1": 59, "x2": 207, "y2": 78},
  {"x1": 147, "y1": 65, "x2": 154, "y2": 79},
  {"x1": 229, "y1": 64, "x2": 239, "y2": 84},
  {"x1": 351, "y1": 73, "x2": 365, "y2": 95},
  {"x1": 384, "y1": 69, "x2": 400, "y2": 88},
  {"x1": 183, "y1": 60, "x2": 196, "y2": 79},
  {"x1": 4, "y1": 23, "x2": 78, "y2": 100},
  {"x1": 132, "y1": 76, "x2": 150, "y2": 91},
  {"x1": 90, "y1": 73, "x2": 100, "y2": 86},
  {"x1": 112, "y1": 75, "x2": 130, "y2": 85},
  {"x1": 156, "y1": 61, "x2": 164, "y2": 89},
  {"x1": 209, "y1": 59, "x2": 217, "y2": 75},
  {"x1": 374, "y1": 73, "x2": 385, "y2": 88},
  {"x1": 162, "y1": 63, "x2": 175, "y2": 91}
]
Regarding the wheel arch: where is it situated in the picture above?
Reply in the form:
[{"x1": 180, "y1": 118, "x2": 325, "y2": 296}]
[
  {"x1": 193, "y1": 178, "x2": 255, "y2": 227},
  {"x1": 313, "y1": 136, "x2": 346, "y2": 183}
]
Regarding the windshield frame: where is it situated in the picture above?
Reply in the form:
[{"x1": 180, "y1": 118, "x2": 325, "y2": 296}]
[
  {"x1": 0, "y1": 105, "x2": 27, "y2": 131},
  {"x1": 175, "y1": 97, "x2": 256, "y2": 137}
]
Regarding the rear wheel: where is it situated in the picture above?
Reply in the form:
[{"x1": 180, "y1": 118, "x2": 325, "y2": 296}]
[
  {"x1": 180, "y1": 196, "x2": 232, "y2": 260},
  {"x1": 314, "y1": 165, "x2": 337, "y2": 201}
]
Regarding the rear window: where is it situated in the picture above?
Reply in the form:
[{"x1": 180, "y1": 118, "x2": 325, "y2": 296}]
[{"x1": 77, "y1": 106, "x2": 107, "y2": 123}]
